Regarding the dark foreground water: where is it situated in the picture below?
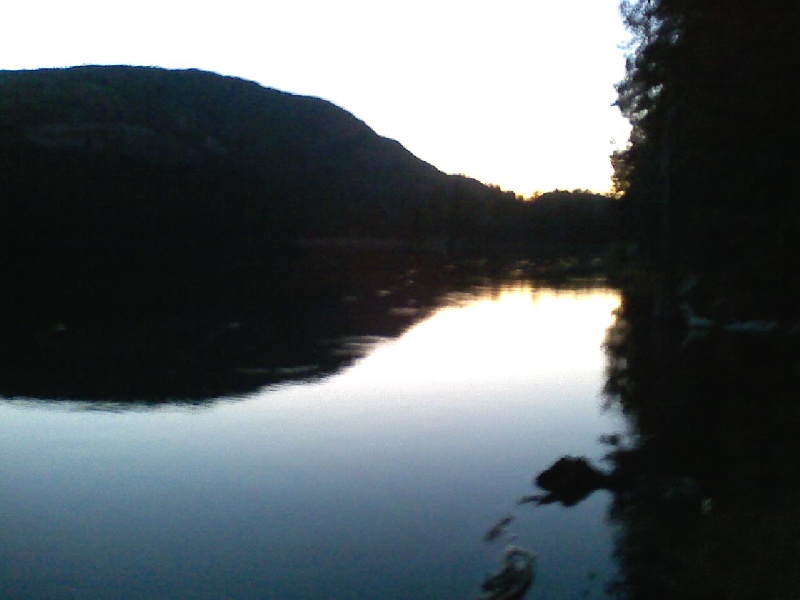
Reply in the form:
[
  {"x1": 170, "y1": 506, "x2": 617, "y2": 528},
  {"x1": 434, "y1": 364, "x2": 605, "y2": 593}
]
[{"x1": 0, "y1": 259, "x2": 625, "y2": 599}]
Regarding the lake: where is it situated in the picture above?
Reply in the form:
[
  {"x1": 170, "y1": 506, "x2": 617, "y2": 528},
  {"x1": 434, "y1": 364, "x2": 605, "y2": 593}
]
[{"x1": 0, "y1": 256, "x2": 625, "y2": 598}]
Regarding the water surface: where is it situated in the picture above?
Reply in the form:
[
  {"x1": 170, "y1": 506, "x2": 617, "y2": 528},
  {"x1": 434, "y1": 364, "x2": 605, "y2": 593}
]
[{"x1": 1, "y1": 280, "x2": 623, "y2": 598}]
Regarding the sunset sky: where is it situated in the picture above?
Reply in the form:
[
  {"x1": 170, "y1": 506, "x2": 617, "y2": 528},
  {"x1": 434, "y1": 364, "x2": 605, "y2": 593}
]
[{"x1": 2, "y1": 0, "x2": 631, "y2": 197}]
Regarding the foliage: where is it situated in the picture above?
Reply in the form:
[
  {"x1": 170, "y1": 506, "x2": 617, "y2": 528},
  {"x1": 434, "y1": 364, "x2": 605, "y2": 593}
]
[
  {"x1": 613, "y1": 0, "x2": 798, "y2": 320},
  {"x1": 608, "y1": 4, "x2": 800, "y2": 594}
]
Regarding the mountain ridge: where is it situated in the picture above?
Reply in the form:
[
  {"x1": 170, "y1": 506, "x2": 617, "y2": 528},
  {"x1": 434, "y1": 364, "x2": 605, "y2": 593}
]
[
  {"x1": 2, "y1": 65, "x2": 526, "y2": 246},
  {"x1": 1, "y1": 65, "x2": 447, "y2": 191}
]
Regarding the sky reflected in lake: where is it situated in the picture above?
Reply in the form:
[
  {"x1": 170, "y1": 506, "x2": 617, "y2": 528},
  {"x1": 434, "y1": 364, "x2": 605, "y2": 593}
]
[
  {"x1": 340, "y1": 285, "x2": 619, "y2": 388},
  {"x1": 1, "y1": 283, "x2": 623, "y2": 599}
]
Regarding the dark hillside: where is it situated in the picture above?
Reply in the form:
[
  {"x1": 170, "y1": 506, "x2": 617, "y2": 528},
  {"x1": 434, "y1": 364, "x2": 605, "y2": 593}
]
[
  {"x1": 0, "y1": 65, "x2": 454, "y2": 242},
  {"x1": 0, "y1": 66, "x2": 515, "y2": 316},
  {"x1": 0, "y1": 66, "x2": 621, "y2": 321}
]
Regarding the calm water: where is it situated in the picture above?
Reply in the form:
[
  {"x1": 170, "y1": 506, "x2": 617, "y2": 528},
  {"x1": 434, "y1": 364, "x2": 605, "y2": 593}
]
[{"x1": 1, "y1": 278, "x2": 624, "y2": 598}]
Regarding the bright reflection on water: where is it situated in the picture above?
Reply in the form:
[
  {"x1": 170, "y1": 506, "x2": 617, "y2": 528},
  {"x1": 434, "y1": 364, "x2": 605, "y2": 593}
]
[
  {"x1": 348, "y1": 286, "x2": 617, "y2": 387},
  {"x1": 0, "y1": 284, "x2": 623, "y2": 599}
]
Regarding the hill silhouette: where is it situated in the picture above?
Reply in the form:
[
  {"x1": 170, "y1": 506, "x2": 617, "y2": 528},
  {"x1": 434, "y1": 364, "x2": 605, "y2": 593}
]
[
  {"x1": 0, "y1": 65, "x2": 515, "y2": 246},
  {"x1": 0, "y1": 66, "x2": 517, "y2": 316},
  {"x1": 0, "y1": 66, "x2": 619, "y2": 316}
]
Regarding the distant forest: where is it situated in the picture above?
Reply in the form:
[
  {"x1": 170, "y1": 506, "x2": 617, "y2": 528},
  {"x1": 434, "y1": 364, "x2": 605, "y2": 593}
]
[{"x1": 614, "y1": 0, "x2": 797, "y2": 321}]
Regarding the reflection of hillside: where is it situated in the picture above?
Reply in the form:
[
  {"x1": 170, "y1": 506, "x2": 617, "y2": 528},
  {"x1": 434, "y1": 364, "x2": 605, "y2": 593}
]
[
  {"x1": 0, "y1": 251, "x2": 616, "y2": 405},
  {"x1": 603, "y1": 283, "x2": 800, "y2": 598},
  {"x1": 0, "y1": 250, "x2": 427, "y2": 403}
]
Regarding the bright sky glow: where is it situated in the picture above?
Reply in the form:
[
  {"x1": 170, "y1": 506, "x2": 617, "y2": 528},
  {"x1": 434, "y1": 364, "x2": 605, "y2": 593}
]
[{"x1": 2, "y1": 0, "x2": 631, "y2": 196}]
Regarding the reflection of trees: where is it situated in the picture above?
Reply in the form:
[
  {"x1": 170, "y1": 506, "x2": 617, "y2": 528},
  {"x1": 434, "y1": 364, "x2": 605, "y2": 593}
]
[{"x1": 604, "y1": 283, "x2": 800, "y2": 599}]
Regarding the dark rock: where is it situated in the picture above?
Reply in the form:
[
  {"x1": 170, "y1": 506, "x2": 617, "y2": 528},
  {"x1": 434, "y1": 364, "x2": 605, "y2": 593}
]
[{"x1": 531, "y1": 456, "x2": 611, "y2": 507}]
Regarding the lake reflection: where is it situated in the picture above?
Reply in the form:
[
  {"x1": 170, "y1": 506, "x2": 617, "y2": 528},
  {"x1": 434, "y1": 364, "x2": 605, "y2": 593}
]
[{"x1": 1, "y1": 281, "x2": 623, "y2": 599}]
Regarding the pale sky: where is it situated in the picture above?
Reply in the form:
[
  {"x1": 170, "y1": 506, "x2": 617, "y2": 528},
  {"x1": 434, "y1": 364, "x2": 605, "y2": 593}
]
[{"x1": 1, "y1": 0, "x2": 631, "y2": 197}]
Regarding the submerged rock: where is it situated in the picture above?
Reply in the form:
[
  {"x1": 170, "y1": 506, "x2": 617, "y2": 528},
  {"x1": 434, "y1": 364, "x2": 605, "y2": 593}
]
[
  {"x1": 484, "y1": 516, "x2": 515, "y2": 542},
  {"x1": 526, "y1": 456, "x2": 612, "y2": 507},
  {"x1": 479, "y1": 545, "x2": 536, "y2": 600}
]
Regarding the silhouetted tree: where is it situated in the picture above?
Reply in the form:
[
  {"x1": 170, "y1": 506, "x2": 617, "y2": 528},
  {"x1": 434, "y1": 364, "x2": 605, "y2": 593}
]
[{"x1": 614, "y1": 0, "x2": 797, "y2": 320}]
